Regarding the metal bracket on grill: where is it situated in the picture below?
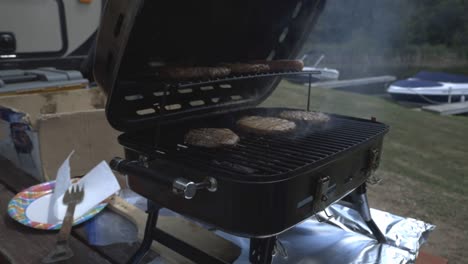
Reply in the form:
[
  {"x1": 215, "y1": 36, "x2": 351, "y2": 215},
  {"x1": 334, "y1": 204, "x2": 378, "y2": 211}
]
[
  {"x1": 366, "y1": 148, "x2": 382, "y2": 184},
  {"x1": 369, "y1": 148, "x2": 381, "y2": 172}
]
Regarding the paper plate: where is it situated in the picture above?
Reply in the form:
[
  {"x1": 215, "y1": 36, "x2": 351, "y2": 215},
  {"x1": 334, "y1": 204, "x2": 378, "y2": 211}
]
[{"x1": 7, "y1": 180, "x2": 107, "y2": 230}]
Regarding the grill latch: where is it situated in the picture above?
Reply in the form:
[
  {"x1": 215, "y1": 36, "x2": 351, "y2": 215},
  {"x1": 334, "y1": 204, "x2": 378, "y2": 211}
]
[{"x1": 313, "y1": 175, "x2": 330, "y2": 212}]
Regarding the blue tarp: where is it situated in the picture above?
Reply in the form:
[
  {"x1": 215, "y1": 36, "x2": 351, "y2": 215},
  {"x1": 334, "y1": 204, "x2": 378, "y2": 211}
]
[{"x1": 414, "y1": 71, "x2": 468, "y2": 83}]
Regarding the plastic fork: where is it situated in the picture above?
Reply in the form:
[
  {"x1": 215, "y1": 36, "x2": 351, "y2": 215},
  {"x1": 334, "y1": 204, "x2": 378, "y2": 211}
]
[{"x1": 42, "y1": 184, "x2": 85, "y2": 263}]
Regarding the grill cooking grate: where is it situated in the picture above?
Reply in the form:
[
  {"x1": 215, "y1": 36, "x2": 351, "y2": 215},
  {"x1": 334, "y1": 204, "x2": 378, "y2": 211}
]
[
  {"x1": 120, "y1": 110, "x2": 388, "y2": 178},
  {"x1": 176, "y1": 117, "x2": 386, "y2": 176},
  {"x1": 118, "y1": 70, "x2": 321, "y2": 120}
]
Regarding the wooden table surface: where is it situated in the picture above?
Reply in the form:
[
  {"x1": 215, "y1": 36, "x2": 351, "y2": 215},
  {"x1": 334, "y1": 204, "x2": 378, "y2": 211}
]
[
  {"x1": 0, "y1": 156, "x2": 447, "y2": 264},
  {"x1": 0, "y1": 156, "x2": 157, "y2": 264}
]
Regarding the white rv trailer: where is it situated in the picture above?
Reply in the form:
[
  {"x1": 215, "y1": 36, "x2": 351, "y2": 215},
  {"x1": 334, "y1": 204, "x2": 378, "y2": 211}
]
[{"x1": 0, "y1": 0, "x2": 103, "y2": 71}]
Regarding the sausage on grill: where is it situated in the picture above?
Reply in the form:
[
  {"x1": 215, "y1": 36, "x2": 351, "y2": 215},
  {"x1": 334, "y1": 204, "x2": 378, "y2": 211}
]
[
  {"x1": 250, "y1": 60, "x2": 304, "y2": 72},
  {"x1": 237, "y1": 116, "x2": 296, "y2": 134},
  {"x1": 156, "y1": 66, "x2": 231, "y2": 80},
  {"x1": 184, "y1": 128, "x2": 240, "y2": 148},
  {"x1": 221, "y1": 63, "x2": 270, "y2": 74}
]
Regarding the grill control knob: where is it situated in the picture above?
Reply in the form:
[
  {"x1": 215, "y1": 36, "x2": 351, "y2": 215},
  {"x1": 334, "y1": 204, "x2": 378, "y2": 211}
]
[{"x1": 173, "y1": 178, "x2": 197, "y2": 199}]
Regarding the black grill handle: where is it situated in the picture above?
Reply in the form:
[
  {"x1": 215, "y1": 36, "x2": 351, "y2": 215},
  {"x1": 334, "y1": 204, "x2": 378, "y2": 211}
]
[
  {"x1": 110, "y1": 157, "x2": 173, "y2": 185},
  {"x1": 110, "y1": 157, "x2": 217, "y2": 199}
]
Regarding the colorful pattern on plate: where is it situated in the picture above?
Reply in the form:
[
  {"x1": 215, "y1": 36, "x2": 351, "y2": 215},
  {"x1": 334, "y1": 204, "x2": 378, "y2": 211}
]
[{"x1": 7, "y1": 180, "x2": 107, "y2": 230}]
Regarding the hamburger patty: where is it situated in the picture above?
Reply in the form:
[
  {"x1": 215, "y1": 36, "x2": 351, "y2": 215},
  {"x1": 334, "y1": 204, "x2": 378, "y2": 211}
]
[
  {"x1": 279, "y1": 110, "x2": 330, "y2": 123},
  {"x1": 237, "y1": 116, "x2": 296, "y2": 134},
  {"x1": 184, "y1": 128, "x2": 239, "y2": 148}
]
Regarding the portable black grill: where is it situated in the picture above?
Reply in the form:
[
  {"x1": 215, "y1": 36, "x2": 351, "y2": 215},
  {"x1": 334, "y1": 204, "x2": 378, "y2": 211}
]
[{"x1": 94, "y1": 0, "x2": 389, "y2": 263}]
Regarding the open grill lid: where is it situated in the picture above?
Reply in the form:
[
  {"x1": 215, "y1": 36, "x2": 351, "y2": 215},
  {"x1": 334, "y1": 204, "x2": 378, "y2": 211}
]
[{"x1": 94, "y1": 0, "x2": 326, "y2": 132}]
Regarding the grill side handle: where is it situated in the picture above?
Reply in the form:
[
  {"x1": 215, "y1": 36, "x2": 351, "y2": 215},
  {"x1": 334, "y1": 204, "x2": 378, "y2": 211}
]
[{"x1": 110, "y1": 157, "x2": 217, "y2": 199}]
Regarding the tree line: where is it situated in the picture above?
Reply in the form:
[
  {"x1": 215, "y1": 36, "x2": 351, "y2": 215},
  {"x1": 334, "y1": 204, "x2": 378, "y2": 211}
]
[{"x1": 305, "y1": 0, "x2": 468, "y2": 65}]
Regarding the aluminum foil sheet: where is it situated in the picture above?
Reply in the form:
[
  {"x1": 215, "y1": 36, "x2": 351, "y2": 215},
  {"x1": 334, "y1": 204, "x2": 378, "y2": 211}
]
[
  {"x1": 88, "y1": 190, "x2": 434, "y2": 264},
  {"x1": 213, "y1": 204, "x2": 435, "y2": 264}
]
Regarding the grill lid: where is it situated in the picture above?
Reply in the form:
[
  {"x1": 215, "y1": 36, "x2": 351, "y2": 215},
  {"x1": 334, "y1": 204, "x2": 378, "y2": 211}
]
[{"x1": 94, "y1": 0, "x2": 326, "y2": 132}]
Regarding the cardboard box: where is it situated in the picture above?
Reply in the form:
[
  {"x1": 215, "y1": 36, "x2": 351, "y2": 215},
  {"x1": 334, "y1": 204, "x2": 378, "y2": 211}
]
[{"x1": 0, "y1": 88, "x2": 124, "y2": 181}]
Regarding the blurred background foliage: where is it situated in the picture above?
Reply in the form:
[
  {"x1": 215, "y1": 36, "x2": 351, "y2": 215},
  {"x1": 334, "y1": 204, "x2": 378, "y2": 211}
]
[{"x1": 303, "y1": 0, "x2": 468, "y2": 73}]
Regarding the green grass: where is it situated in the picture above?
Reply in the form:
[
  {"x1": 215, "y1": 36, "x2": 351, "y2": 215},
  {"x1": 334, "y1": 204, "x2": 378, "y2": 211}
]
[
  {"x1": 263, "y1": 81, "x2": 468, "y2": 220},
  {"x1": 264, "y1": 82, "x2": 468, "y2": 263}
]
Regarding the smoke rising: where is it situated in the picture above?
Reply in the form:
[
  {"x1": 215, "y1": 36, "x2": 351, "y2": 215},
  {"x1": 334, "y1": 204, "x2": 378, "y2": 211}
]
[
  {"x1": 301, "y1": 0, "x2": 468, "y2": 75},
  {"x1": 301, "y1": 0, "x2": 415, "y2": 72}
]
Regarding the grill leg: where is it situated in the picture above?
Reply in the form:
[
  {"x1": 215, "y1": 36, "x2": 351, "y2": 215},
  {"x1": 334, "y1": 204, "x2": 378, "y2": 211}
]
[
  {"x1": 127, "y1": 200, "x2": 161, "y2": 264},
  {"x1": 346, "y1": 183, "x2": 387, "y2": 243},
  {"x1": 127, "y1": 200, "x2": 229, "y2": 264},
  {"x1": 249, "y1": 237, "x2": 276, "y2": 264}
]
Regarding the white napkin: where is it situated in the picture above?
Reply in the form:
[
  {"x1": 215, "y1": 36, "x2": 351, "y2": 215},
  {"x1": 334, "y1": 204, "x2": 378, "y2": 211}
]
[
  {"x1": 50, "y1": 157, "x2": 121, "y2": 221},
  {"x1": 48, "y1": 151, "x2": 74, "y2": 223}
]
